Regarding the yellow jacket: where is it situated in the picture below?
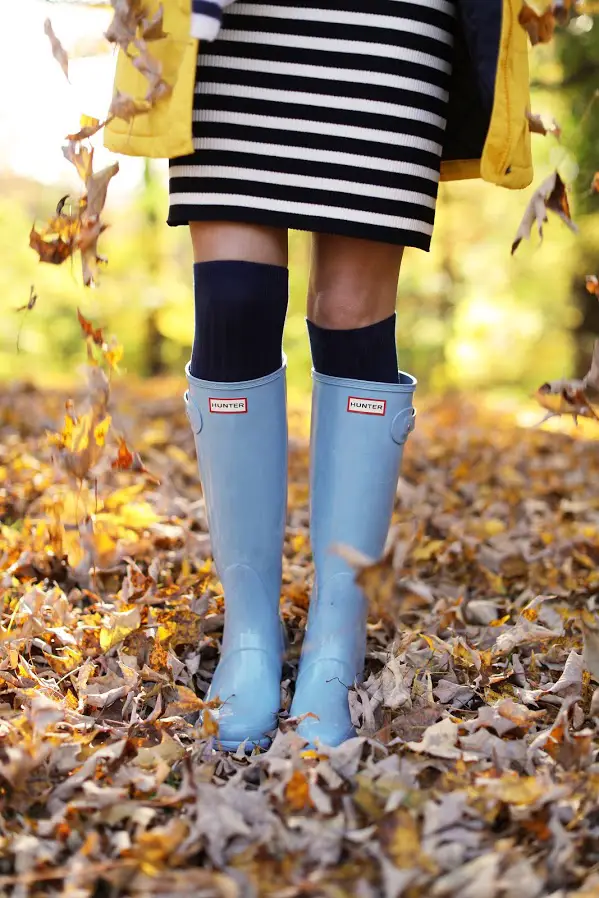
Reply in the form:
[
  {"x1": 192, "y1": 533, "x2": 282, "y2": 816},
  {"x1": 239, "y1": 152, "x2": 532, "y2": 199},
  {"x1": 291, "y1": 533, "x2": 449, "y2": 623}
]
[{"x1": 104, "y1": 0, "x2": 533, "y2": 189}]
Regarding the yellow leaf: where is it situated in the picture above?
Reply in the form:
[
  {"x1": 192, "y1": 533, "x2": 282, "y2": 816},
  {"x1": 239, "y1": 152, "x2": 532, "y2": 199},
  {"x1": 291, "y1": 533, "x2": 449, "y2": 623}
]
[
  {"x1": 381, "y1": 808, "x2": 423, "y2": 869},
  {"x1": 483, "y1": 519, "x2": 506, "y2": 537},
  {"x1": 164, "y1": 685, "x2": 210, "y2": 717},
  {"x1": 93, "y1": 415, "x2": 111, "y2": 447},
  {"x1": 486, "y1": 774, "x2": 545, "y2": 806},
  {"x1": 100, "y1": 607, "x2": 141, "y2": 651},
  {"x1": 412, "y1": 540, "x2": 444, "y2": 562},
  {"x1": 490, "y1": 614, "x2": 511, "y2": 627}
]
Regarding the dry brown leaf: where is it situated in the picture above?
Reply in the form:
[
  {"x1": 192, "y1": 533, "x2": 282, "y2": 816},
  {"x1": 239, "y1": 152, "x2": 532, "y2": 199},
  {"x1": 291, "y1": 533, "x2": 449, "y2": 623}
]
[
  {"x1": 86, "y1": 161, "x2": 120, "y2": 220},
  {"x1": 512, "y1": 171, "x2": 578, "y2": 255},
  {"x1": 104, "y1": 0, "x2": 144, "y2": 51},
  {"x1": 519, "y1": 2, "x2": 556, "y2": 44},
  {"x1": 581, "y1": 607, "x2": 599, "y2": 682},
  {"x1": 585, "y1": 275, "x2": 599, "y2": 296},
  {"x1": 66, "y1": 115, "x2": 106, "y2": 142},
  {"x1": 552, "y1": 0, "x2": 574, "y2": 25},
  {"x1": 141, "y1": 4, "x2": 168, "y2": 41},
  {"x1": 526, "y1": 111, "x2": 561, "y2": 139},
  {"x1": 63, "y1": 141, "x2": 94, "y2": 182},
  {"x1": 108, "y1": 91, "x2": 151, "y2": 122},
  {"x1": 44, "y1": 19, "x2": 69, "y2": 80},
  {"x1": 591, "y1": 172, "x2": 599, "y2": 194}
]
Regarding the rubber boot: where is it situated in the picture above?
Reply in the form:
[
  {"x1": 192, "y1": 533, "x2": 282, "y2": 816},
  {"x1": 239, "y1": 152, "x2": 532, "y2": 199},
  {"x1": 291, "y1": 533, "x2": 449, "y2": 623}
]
[
  {"x1": 290, "y1": 370, "x2": 416, "y2": 747},
  {"x1": 184, "y1": 360, "x2": 287, "y2": 750}
]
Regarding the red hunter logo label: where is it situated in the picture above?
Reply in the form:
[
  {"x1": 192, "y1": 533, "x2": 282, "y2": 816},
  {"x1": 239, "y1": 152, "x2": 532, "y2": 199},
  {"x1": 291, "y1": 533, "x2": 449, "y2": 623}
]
[
  {"x1": 347, "y1": 397, "x2": 386, "y2": 415},
  {"x1": 209, "y1": 397, "x2": 248, "y2": 414}
]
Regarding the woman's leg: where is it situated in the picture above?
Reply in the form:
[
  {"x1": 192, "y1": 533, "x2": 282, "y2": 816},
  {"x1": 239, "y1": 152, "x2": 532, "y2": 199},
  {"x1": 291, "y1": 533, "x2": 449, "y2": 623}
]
[
  {"x1": 291, "y1": 233, "x2": 416, "y2": 748},
  {"x1": 189, "y1": 222, "x2": 288, "y2": 382},
  {"x1": 184, "y1": 222, "x2": 289, "y2": 751},
  {"x1": 306, "y1": 234, "x2": 404, "y2": 384}
]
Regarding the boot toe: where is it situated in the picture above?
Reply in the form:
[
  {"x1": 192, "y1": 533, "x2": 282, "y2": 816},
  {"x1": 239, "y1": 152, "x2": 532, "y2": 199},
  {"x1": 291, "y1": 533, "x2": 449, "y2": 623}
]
[
  {"x1": 207, "y1": 649, "x2": 281, "y2": 750},
  {"x1": 291, "y1": 658, "x2": 357, "y2": 748}
]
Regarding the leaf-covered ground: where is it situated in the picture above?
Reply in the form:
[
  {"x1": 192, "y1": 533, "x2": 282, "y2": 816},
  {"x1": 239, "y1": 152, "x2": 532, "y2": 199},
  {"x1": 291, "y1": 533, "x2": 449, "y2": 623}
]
[{"x1": 1, "y1": 376, "x2": 599, "y2": 898}]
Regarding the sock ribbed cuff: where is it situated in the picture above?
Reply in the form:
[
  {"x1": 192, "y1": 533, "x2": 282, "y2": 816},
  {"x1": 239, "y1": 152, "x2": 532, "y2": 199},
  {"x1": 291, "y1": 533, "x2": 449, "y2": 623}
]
[{"x1": 307, "y1": 315, "x2": 399, "y2": 384}]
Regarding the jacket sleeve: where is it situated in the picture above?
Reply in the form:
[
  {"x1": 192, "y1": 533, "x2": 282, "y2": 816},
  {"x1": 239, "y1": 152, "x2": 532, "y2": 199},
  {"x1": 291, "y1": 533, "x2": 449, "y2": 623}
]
[{"x1": 190, "y1": 0, "x2": 236, "y2": 40}]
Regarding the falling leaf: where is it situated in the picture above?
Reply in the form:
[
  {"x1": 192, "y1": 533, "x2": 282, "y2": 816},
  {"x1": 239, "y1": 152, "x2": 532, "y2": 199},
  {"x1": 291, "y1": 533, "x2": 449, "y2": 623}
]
[
  {"x1": 77, "y1": 308, "x2": 104, "y2": 347},
  {"x1": 591, "y1": 172, "x2": 599, "y2": 194},
  {"x1": 108, "y1": 91, "x2": 151, "y2": 122},
  {"x1": 63, "y1": 141, "x2": 94, "y2": 182},
  {"x1": 66, "y1": 115, "x2": 105, "y2": 142},
  {"x1": 44, "y1": 19, "x2": 69, "y2": 80},
  {"x1": 585, "y1": 275, "x2": 599, "y2": 296},
  {"x1": 526, "y1": 111, "x2": 561, "y2": 138},
  {"x1": 519, "y1": 3, "x2": 556, "y2": 45},
  {"x1": 16, "y1": 285, "x2": 38, "y2": 315},
  {"x1": 86, "y1": 162, "x2": 120, "y2": 219},
  {"x1": 512, "y1": 171, "x2": 578, "y2": 254},
  {"x1": 141, "y1": 5, "x2": 168, "y2": 41},
  {"x1": 104, "y1": 0, "x2": 143, "y2": 51},
  {"x1": 552, "y1": 0, "x2": 574, "y2": 25},
  {"x1": 111, "y1": 436, "x2": 160, "y2": 484}
]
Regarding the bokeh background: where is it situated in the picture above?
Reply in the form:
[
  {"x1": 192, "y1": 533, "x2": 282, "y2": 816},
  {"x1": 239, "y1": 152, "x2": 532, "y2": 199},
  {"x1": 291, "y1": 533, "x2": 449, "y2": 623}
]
[{"x1": 2, "y1": 1, "x2": 598, "y2": 409}]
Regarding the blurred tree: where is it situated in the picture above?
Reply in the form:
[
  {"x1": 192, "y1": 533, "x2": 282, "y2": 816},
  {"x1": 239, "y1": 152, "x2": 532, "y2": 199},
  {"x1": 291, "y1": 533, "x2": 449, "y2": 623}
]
[{"x1": 556, "y1": 15, "x2": 599, "y2": 376}]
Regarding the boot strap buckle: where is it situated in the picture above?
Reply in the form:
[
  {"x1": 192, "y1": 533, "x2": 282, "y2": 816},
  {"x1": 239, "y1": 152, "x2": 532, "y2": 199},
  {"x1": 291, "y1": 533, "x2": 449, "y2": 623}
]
[{"x1": 391, "y1": 407, "x2": 416, "y2": 445}]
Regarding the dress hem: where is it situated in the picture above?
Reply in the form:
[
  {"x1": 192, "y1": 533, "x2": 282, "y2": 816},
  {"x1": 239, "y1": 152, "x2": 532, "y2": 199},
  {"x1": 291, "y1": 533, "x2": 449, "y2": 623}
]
[{"x1": 167, "y1": 205, "x2": 432, "y2": 252}]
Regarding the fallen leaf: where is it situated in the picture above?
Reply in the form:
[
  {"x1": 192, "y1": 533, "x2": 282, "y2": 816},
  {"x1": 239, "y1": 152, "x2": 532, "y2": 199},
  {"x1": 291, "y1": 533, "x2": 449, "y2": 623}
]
[{"x1": 284, "y1": 770, "x2": 314, "y2": 811}]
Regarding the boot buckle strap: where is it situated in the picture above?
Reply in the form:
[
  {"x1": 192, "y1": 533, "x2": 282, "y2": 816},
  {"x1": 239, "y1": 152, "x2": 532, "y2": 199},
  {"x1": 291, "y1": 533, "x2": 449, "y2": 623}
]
[
  {"x1": 391, "y1": 407, "x2": 416, "y2": 445},
  {"x1": 184, "y1": 391, "x2": 203, "y2": 434}
]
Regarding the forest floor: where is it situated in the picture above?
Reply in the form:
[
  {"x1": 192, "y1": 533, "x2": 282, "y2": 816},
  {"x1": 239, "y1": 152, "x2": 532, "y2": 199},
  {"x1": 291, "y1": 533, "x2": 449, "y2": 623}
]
[{"x1": 1, "y1": 370, "x2": 599, "y2": 898}]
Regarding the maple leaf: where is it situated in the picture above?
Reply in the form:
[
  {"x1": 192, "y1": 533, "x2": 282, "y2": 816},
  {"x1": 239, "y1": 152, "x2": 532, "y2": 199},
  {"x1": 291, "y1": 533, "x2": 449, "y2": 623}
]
[
  {"x1": 519, "y1": 2, "x2": 556, "y2": 44},
  {"x1": 512, "y1": 171, "x2": 578, "y2": 254},
  {"x1": 44, "y1": 19, "x2": 69, "y2": 80}
]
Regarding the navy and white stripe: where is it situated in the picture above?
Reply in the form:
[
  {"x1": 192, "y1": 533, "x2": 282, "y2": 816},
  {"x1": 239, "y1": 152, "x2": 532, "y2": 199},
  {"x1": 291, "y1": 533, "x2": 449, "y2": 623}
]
[
  {"x1": 171, "y1": 0, "x2": 456, "y2": 250},
  {"x1": 191, "y1": 0, "x2": 232, "y2": 41}
]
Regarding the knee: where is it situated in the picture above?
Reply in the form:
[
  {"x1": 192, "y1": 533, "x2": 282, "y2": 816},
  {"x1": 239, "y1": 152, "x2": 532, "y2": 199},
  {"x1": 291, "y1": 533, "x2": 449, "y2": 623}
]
[{"x1": 308, "y1": 289, "x2": 385, "y2": 330}]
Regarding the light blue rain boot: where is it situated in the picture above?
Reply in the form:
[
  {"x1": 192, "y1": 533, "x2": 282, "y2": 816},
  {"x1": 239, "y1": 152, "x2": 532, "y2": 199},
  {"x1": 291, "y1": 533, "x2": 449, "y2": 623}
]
[
  {"x1": 290, "y1": 370, "x2": 416, "y2": 747},
  {"x1": 184, "y1": 361, "x2": 288, "y2": 751}
]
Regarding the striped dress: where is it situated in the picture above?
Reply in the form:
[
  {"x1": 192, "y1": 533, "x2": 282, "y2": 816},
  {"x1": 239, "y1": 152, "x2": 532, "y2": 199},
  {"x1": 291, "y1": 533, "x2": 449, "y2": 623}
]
[{"x1": 168, "y1": 0, "x2": 456, "y2": 251}]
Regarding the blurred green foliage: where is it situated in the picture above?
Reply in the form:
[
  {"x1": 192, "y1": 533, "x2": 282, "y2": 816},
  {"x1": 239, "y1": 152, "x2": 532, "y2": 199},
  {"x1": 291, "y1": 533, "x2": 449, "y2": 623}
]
[{"x1": 2, "y1": 23, "x2": 598, "y2": 398}]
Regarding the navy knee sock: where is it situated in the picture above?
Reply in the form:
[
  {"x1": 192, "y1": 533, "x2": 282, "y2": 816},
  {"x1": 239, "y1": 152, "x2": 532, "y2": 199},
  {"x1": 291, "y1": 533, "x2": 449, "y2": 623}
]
[
  {"x1": 307, "y1": 315, "x2": 399, "y2": 384},
  {"x1": 190, "y1": 260, "x2": 288, "y2": 382}
]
